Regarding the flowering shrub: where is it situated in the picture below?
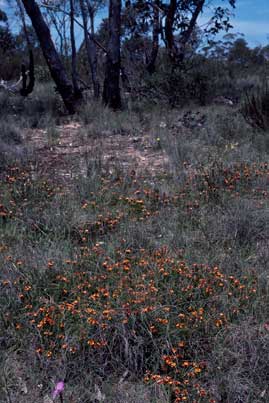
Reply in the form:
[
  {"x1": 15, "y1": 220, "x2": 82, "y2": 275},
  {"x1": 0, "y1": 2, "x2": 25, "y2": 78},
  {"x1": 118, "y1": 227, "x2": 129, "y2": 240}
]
[{"x1": 1, "y1": 161, "x2": 266, "y2": 402}]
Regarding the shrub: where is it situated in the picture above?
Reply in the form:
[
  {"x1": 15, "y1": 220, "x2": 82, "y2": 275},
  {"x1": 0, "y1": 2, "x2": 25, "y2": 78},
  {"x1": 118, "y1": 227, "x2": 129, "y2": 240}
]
[
  {"x1": 0, "y1": 120, "x2": 22, "y2": 145},
  {"x1": 241, "y1": 84, "x2": 269, "y2": 130},
  {"x1": 0, "y1": 120, "x2": 25, "y2": 171}
]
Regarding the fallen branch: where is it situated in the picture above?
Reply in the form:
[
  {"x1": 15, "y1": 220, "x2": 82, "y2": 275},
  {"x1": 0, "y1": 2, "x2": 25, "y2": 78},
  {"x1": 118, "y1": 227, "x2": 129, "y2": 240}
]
[{"x1": 0, "y1": 75, "x2": 24, "y2": 93}]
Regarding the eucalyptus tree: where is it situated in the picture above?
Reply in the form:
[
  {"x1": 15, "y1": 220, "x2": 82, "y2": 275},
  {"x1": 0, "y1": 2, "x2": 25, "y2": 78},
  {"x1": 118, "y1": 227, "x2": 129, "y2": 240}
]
[
  {"x1": 79, "y1": 0, "x2": 100, "y2": 97},
  {"x1": 123, "y1": 0, "x2": 161, "y2": 74},
  {"x1": 0, "y1": 8, "x2": 17, "y2": 80},
  {"x1": 21, "y1": 0, "x2": 79, "y2": 113},
  {"x1": 103, "y1": 0, "x2": 121, "y2": 109},
  {"x1": 86, "y1": 0, "x2": 107, "y2": 36},
  {"x1": 163, "y1": 0, "x2": 236, "y2": 64},
  {"x1": 124, "y1": 0, "x2": 236, "y2": 68},
  {"x1": 0, "y1": 9, "x2": 14, "y2": 54},
  {"x1": 70, "y1": 0, "x2": 81, "y2": 96}
]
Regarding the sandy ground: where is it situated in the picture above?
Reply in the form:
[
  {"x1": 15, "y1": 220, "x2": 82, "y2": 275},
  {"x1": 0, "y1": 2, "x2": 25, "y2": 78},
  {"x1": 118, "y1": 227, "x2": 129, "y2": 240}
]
[{"x1": 23, "y1": 122, "x2": 170, "y2": 184}]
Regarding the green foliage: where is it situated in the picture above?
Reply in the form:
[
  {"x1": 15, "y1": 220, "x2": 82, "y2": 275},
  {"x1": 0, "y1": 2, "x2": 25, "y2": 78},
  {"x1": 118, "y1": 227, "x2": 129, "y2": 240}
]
[{"x1": 140, "y1": 59, "x2": 214, "y2": 107}]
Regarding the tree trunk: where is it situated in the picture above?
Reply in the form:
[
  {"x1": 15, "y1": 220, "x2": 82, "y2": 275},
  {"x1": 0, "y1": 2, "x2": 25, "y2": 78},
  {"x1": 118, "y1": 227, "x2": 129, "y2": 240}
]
[
  {"x1": 146, "y1": 0, "x2": 160, "y2": 74},
  {"x1": 165, "y1": 0, "x2": 205, "y2": 64},
  {"x1": 16, "y1": 0, "x2": 31, "y2": 49},
  {"x1": 164, "y1": 0, "x2": 177, "y2": 62},
  {"x1": 103, "y1": 0, "x2": 121, "y2": 110},
  {"x1": 70, "y1": 0, "x2": 82, "y2": 97},
  {"x1": 86, "y1": 1, "x2": 95, "y2": 35},
  {"x1": 179, "y1": 0, "x2": 205, "y2": 61},
  {"x1": 48, "y1": 10, "x2": 64, "y2": 58},
  {"x1": 21, "y1": 0, "x2": 78, "y2": 114},
  {"x1": 79, "y1": 0, "x2": 99, "y2": 98}
]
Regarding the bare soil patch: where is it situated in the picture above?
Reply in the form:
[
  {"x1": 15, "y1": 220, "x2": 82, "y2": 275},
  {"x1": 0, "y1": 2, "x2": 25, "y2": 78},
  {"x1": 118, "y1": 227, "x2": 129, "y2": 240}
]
[{"x1": 23, "y1": 122, "x2": 170, "y2": 183}]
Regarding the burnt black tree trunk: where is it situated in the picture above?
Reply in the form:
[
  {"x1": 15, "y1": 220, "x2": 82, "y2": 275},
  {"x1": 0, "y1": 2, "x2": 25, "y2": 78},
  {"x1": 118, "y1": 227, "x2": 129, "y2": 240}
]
[
  {"x1": 103, "y1": 0, "x2": 121, "y2": 110},
  {"x1": 146, "y1": 0, "x2": 160, "y2": 74},
  {"x1": 21, "y1": 0, "x2": 78, "y2": 114},
  {"x1": 79, "y1": 0, "x2": 99, "y2": 98},
  {"x1": 70, "y1": 0, "x2": 82, "y2": 97}
]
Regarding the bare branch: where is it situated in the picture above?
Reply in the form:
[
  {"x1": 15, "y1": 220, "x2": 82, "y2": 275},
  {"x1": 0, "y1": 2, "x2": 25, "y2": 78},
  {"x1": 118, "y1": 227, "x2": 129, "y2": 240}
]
[
  {"x1": 40, "y1": 2, "x2": 108, "y2": 54},
  {"x1": 0, "y1": 75, "x2": 24, "y2": 93}
]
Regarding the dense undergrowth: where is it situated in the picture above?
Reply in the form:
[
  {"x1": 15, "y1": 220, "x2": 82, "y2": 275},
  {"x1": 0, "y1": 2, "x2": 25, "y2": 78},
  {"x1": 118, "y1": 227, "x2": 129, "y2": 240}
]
[{"x1": 1, "y1": 87, "x2": 269, "y2": 402}]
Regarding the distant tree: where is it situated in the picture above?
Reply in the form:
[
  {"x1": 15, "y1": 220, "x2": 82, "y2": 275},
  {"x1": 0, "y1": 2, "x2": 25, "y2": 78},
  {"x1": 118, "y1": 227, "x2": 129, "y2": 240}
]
[
  {"x1": 123, "y1": 0, "x2": 161, "y2": 74},
  {"x1": 260, "y1": 45, "x2": 269, "y2": 63},
  {"x1": 45, "y1": 7, "x2": 67, "y2": 58},
  {"x1": 146, "y1": 0, "x2": 160, "y2": 74},
  {"x1": 0, "y1": 8, "x2": 14, "y2": 53},
  {"x1": 79, "y1": 0, "x2": 100, "y2": 97},
  {"x1": 0, "y1": 8, "x2": 18, "y2": 79},
  {"x1": 86, "y1": 0, "x2": 107, "y2": 36},
  {"x1": 118, "y1": 0, "x2": 236, "y2": 75},
  {"x1": 103, "y1": 0, "x2": 121, "y2": 109},
  {"x1": 95, "y1": 17, "x2": 109, "y2": 44},
  {"x1": 250, "y1": 46, "x2": 266, "y2": 66},
  {"x1": 228, "y1": 38, "x2": 252, "y2": 66},
  {"x1": 14, "y1": 25, "x2": 38, "y2": 52},
  {"x1": 202, "y1": 33, "x2": 238, "y2": 60},
  {"x1": 70, "y1": 0, "x2": 82, "y2": 97}
]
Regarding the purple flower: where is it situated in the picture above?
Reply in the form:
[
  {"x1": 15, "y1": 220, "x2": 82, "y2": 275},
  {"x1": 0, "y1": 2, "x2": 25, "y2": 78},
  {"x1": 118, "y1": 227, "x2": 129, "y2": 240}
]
[{"x1": 52, "y1": 381, "x2": 65, "y2": 400}]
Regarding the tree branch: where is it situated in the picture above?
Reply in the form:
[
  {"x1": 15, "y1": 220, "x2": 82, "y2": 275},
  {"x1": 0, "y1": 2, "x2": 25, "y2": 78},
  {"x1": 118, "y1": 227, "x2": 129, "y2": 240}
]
[{"x1": 40, "y1": 2, "x2": 107, "y2": 54}]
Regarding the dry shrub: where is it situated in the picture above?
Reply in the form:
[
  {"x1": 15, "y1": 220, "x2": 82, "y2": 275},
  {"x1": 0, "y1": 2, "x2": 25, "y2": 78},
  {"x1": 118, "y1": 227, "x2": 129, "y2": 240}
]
[
  {"x1": 208, "y1": 320, "x2": 269, "y2": 403},
  {"x1": 242, "y1": 85, "x2": 269, "y2": 130}
]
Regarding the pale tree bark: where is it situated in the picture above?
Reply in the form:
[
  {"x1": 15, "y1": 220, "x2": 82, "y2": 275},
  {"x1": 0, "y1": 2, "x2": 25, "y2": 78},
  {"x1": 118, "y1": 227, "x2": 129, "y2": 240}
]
[
  {"x1": 103, "y1": 0, "x2": 121, "y2": 110},
  {"x1": 79, "y1": 0, "x2": 100, "y2": 98},
  {"x1": 21, "y1": 0, "x2": 78, "y2": 113}
]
